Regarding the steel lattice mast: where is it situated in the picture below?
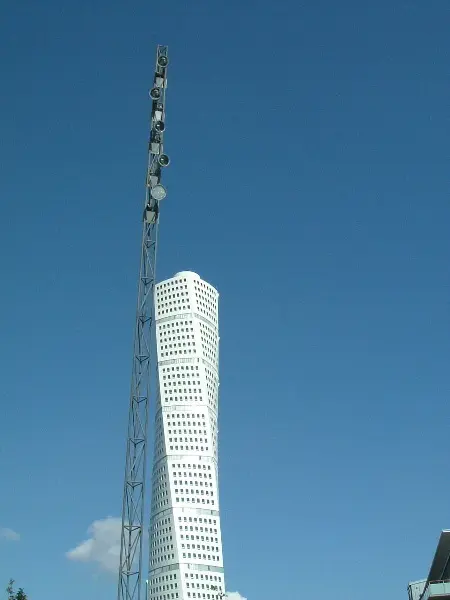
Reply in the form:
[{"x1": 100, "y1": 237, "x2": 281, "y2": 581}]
[{"x1": 118, "y1": 45, "x2": 170, "y2": 600}]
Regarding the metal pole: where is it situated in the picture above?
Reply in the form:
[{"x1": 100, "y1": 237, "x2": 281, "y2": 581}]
[{"x1": 117, "y1": 45, "x2": 170, "y2": 600}]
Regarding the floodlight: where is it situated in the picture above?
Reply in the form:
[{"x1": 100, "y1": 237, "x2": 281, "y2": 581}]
[
  {"x1": 150, "y1": 87, "x2": 161, "y2": 100},
  {"x1": 158, "y1": 154, "x2": 170, "y2": 167},
  {"x1": 150, "y1": 184, "x2": 167, "y2": 201}
]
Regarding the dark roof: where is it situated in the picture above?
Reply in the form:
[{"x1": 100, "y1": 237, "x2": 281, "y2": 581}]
[{"x1": 428, "y1": 531, "x2": 450, "y2": 582}]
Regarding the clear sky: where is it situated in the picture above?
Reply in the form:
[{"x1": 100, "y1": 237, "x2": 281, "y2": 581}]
[{"x1": 0, "y1": 1, "x2": 449, "y2": 599}]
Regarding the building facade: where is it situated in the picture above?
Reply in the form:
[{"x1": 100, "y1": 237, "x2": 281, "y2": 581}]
[
  {"x1": 408, "y1": 531, "x2": 450, "y2": 600},
  {"x1": 148, "y1": 271, "x2": 225, "y2": 600}
]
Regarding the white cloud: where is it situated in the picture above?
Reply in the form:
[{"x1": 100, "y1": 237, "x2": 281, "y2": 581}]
[
  {"x1": 66, "y1": 516, "x2": 121, "y2": 573},
  {"x1": 0, "y1": 527, "x2": 20, "y2": 542},
  {"x1": 226, "y1": 593, "x2": 247, "y2": 600}
]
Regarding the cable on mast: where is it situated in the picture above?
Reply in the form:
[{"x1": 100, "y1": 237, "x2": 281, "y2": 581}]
[{"x1": 117, "y1": 44, "x2": 169, "y2": 600}]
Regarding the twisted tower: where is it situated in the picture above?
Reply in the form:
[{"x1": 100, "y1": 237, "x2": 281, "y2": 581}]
[{"x1": 148, "y1": 271, "x2": 225, "y2": 600}]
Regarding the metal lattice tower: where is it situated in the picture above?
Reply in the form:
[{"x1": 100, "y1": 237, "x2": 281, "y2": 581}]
[{"x1": 117, "y1": 45, "x2": 170, "y2": 600}]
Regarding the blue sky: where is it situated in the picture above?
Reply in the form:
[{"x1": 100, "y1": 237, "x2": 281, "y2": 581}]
[{"x1": 0, "y1": 0, "x2": 449, "y2": 599}]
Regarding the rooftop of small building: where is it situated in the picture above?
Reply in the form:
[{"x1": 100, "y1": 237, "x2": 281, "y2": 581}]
[{"x1": 427, "y1": 530, "x2": 450, "y2": 582}]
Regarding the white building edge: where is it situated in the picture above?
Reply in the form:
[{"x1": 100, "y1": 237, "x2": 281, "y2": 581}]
[{"x1": 148, "y1": 271, "x2": 225, "y2": 600}]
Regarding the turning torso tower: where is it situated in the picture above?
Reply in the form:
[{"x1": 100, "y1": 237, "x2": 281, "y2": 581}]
[{"x1": 148, "y1": 271, "x2": 225, "y2": 600}]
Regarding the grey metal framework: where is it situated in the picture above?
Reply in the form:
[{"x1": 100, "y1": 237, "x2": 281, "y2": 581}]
[{"x1": 118, "y1": 45, "x2": 170, "y2": 600}]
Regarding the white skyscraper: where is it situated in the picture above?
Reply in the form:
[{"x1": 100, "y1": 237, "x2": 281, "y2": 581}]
[{"x1": 148, "y1": 271, "x2": 225, "y2": 600}]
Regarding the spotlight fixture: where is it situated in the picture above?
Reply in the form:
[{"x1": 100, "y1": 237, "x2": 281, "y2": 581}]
[
  {"x1": 157, "y1": 56, "x2": 169, "y2": 68},
  {"x1": 150, "y1": 184, "x2": 167, "y2": 201},
  {"x1": 154, "y1": 121, "x2": 165, "y2": 133},
  {"x1": 158, "y1": 154, "x2": 170, "y2": 167},
  {"x1": 150, "y1": 87, "x2": 161, "y2": 100}
]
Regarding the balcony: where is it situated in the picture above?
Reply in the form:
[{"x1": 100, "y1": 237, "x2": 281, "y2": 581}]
[{"x1": 422, "y1": 581, "x2": 450, "y2": 600}]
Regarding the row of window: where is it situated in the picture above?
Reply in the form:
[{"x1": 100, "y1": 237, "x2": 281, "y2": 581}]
[
  {"x1": 199, "y1": 321, "x2": 218, "y2": 336},
  {"x1": 170, "y1": 446, "x2": 210, "y2": 453},
  {"x1": 160, "y1": 333, "x2": 195, "y2": 345},
  {"x1": 180, "y1": 527, "x2": 217, "y2": 536},
  {"x1": 157, "y1": 278, "x2": 188, "y2": 287},
  {"x1": 161, "y1": 341, "x2": 196, "y2": 350},
  {"x1": 162, "y1": 367, "x2": 199, "y2": 378},
  {"x1": 163, "y1": 396, "x2": 204, "y2": 403},
  {"x1": 150, "y1": 551, "x2": 220, "y2": 567},
  {"x1": 205, "y1": 370, "x2": 218, "y2": 395},
  {"x1": 167, "y1": 413, "x2": 207, "y2": 422},
  {"x1": 150, "y1": 588, "x2": 178, "y2": 598},
  {"x1": 199, "y1": 319, "x2": 217, "y2": 329},
  {"x1": 194, "y1": 281, "x2": 217, "y2": 296},
  {"x1": 163, "y1": 375, "x2": 201, "y2": 384},
  {"x1": 153, "y1": 516, "x2": 171, "y2": 529},
  {"x1": 173, "y1": 464, "x2": 212, "y2": 472},
  {"x1": 176, "y1": 498, "x2": 215, "y2": 506},
  {"x1": 195, "y1": 297, "x2": 216, "y2": 309},
  {"x1": 150, "y1": 567, "x2": 223, "y2": 600},
  {"x1": 153, "y1": 465, "x2": 167, "y2": 479},
  {"x1": 206, "y1": 385, "x2": 218, "y2": 399},
  {"x1": 169, "y1": 437, "x2": 208, "y2": 444},
  {"x1": 152, "y1": 478, "x2": 216, "y2": 507},
  {"x1": 160, "y1": 348, "x2": 195, "y2": 358},
  {"x1": 181, "y1": 552, "x2": 219, "y2": 561},
  {"x1": 165, "y1": 388, "x2": 202, "y2": 396},
  {"x1": 158, "y1": 299, "x2": 191, "y2": 310},
  {"x1": 186, "y1": 583, "x2": 221, "y2": 591},
  {"x1": 174, "y1": 477, "x2": 212, "y2": 484},
  {"x1": 151, "y1": 587, "x2": 222, "y2": 600},
  {"x1": 164, "y1": 385, "x2": 202, "y2": 394},
  {"x1": 173, "y1": 470, "x2": 212, "y2": 479},
  {"x1": 156, "y1": 290, "x2": 188, "y2": 300},
  {"x1": 193, "y1": 289, "x2": 218, "y2": 322},
  {"x1": 151, "y1": 534, "x2": 172, "y2": 547},
  {"x1": 151, "y1": 572, "x2": 177, "y2": 584},
  {"x1": 151, "y1": 544, "x2": 173, "y2": 555},
  {"x1": 194, "y1": 292, "x2": 217, "y2": 307},
  {"x1": 159, "y1": 320, "x2": 193, "y2": 329},
  {"x1": 181, "y1": 544, "x2": 219, "y2": 552},
  {"x1": 151, "y1": 500, "x2": 169, "y2": 511},
  {"x1": 168, "y1": 428, "x2": 207, "y2": 434},
  {"x1": 150, "y1": 570, "x2": 223, "y2": 586},
  {"x1": 168, "y1": 431, "x2": 207, "y2": 437},
  {"x1": 158, "y1": 305, "x2": 191, "y2": 316},
  {"x1": 185, "y1": 574, "x2": 222, "y2": 582},
  {"x1": 150, "y1": 512, "x2": 170, "y2": 528},
  {"x1": 151, "y1": 527, "x2": 219, "y2": 544},
  {"x1": 154, "y1": 417, "x2": 214, "y2": 450},
  {"x1": 160, "y1": 344, "x2": 197, "y2": 355},
  {"x1": 186, "y1": 593, "x2": 220, "y2": 599},
  {"x1": 150, "y1": 552, "x2": 175, "y2": 565},
  {"x1": 152, "y1": 488, "x2": 169, "y2": 504},
  {"x1": 159, "y1": 348, "x2": 196, "y2": 357},
  {"x1": 158, "y1": 325, "x2": 193, "y2": 335},
  {"x1": 195, "y1": 294, "x2": 217, "y2": 316},
  {"x1": 156, "y1": 290, "x2": 189, "y2": 302},
  {"x1": 202, "y1": 350, "x2": 217, "y2": 365},
  {"x1": 200, "y1": 334, "x2": 217, "y2": 351},
  {"x1": 152, "y1": 498, "x2": 218, "y2": 513},
  {"x1": 175, "y1": 489, "x2": 213, "y2": 497}
]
